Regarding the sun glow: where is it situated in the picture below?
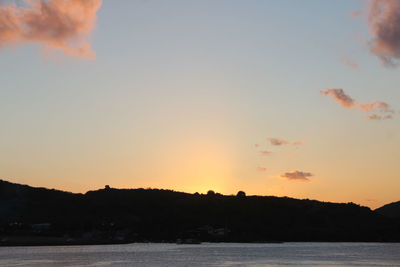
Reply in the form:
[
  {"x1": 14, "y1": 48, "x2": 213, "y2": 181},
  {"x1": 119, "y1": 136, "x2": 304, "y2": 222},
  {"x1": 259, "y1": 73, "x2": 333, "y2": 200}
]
[{"x1": 161, "y1": 140, "x2": 233, "y2": 194}]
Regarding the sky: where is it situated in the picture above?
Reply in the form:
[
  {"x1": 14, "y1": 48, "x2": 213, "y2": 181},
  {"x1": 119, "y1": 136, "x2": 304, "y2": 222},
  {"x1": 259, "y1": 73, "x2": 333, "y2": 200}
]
[{"x1": 0, "y1": 0, "x2": 399, "y2": 209}]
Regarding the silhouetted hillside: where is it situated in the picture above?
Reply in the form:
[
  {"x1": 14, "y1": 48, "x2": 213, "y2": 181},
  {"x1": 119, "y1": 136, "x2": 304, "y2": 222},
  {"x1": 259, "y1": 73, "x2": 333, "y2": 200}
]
[
  {"x1": 0, "y1": 179, "x2": 399, "y2": 245},
  {"x1": 376, "y1": 201, "x2": 400, "y2": 219}
]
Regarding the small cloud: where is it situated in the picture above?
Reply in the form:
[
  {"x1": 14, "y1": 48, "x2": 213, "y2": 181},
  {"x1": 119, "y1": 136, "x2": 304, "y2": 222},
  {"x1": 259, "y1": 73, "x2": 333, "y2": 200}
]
[
  {"x1": 279, "y1": 170, "x2": 313, "y2": 182},
  {"x1": 320, "y1": 89, "x2": 355, "y2": 108},
  {"x1": 267, "y1": 138, "x2": 290, "y2": 146},
  {"x1": 321, "y1": 88, "x2": 395, "y2": 119},
  {"x1": 260, "y1": 150, "x2": 272, "y2": 156},
  {"x1": 292, "y1": 141, "x2": 306, "y2": 146},
  {"x1": 384, "y1": 114, "x2": 393, "y2": 119},
  {"x1": 257, "y1": 167, "x2": 267, "y2": 172},
  {"x1": 265, "y1": 138, "x2": 306, "y2": 148},
  {"x1": 366, "y1": 114, "x2": 382, "y2": 120},
  {"x1": 254, "y1": 144, "x2": 260, "y2": 148},
  {"x1": 366, "y1": 114, "x2": 393, "y2": 120}
]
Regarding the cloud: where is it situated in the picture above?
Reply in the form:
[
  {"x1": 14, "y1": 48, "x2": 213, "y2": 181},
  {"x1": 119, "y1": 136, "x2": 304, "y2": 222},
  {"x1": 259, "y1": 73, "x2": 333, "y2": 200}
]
[
  {"x1": 279, "y1": 170, "x2": 313, "y2": 182},
  {"x1": 366, "y1": 114, "x2": 382, "y2": 120},
  {"x1": 384, "y1": 114, "x2": 393, "y2": 119},
  {"x1": 292, "y1": 141, "x2": 306, "y2": 146},
  {"x1": 0, "y1": 0, "x2": 102, "y2": 59},
  {"x1": 266, "y1": 138, "x2": 306, "y2": 147},
  {"x1": 366, "y1": 114, "x2": 393, "y2": 120},
  {"x1": 320, "y1": 89, "x2": 356, "y2": 108},
  {"x1": 358, "y1": 101, "x2": 394, "y2": 113},
  {"x1": 267, "y1": 138, "x2": 290, "y2": 146},
  {"x1": 321, "y1": 88, "x2": 395, "y2": 119},
  {"x1": 260, "y1": 150, "x2": 272, "y2": 156},
  {"x1": 257, "y1": 167, "x2": 267, "y2": 172},
  {"x1": 367, "y1": 0, "x2": 400, "y2": 67}
]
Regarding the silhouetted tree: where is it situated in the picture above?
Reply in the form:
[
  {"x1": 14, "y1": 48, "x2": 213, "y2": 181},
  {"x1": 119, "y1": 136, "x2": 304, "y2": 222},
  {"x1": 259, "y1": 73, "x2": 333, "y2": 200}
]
[
  {"x1": 207, "y1": 190, "x2": 215, "y2": 196},
  {"x1": 236, "y1": 191, "x2": 246, "y2": 197},
  {"x1": 1, "y1": 179, "x2": 399, "y2": 244}
]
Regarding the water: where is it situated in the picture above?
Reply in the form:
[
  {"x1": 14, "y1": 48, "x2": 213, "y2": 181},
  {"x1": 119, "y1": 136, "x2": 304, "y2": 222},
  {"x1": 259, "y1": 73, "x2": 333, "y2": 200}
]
[{"x1": 0, "y1": 242, "x2": 399, "y2": 266}]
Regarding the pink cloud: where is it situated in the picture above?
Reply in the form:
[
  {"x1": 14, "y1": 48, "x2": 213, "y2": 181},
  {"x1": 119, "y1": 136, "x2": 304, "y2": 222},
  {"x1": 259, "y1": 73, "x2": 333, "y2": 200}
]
[
  {"x1": 367, "y1": 0, "x2": 400, "y2": 66},
  {"x1": 320, "y1": 89, "x2": 356, "y2": 109},
  {"x1": 321, "y1": 88, "x2": 395, "y2": 119},
  {"x1": 358, "y1": 101, "x2": 394, "y2": 113},
  {"x1": 0, "y1": 0, "x2": 102, "y2": 59}
]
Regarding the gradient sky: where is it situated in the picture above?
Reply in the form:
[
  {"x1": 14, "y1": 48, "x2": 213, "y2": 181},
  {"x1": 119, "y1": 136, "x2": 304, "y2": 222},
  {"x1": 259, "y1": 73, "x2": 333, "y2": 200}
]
[{"x1": 1, "y1": 0, "x2": 399, "y2": 209}]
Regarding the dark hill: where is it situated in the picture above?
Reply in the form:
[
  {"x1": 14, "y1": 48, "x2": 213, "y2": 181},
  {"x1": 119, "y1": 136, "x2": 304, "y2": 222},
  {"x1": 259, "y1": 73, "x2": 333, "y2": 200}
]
[
  {"x1": 0, "y1": 179, "x2": 399, "y2": 245},
  {"x1": 375, "y1": 201, "x2": 400, "y2": 219}
]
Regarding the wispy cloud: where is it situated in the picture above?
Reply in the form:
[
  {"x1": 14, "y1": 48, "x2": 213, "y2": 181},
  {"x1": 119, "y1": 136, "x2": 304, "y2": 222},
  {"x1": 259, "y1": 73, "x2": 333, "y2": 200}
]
[
  {"x1": 367, "y1": 0, "x2": 400, "y2": 67},
  {"x1": 267, "y1": 138, "x2": 289, "y2": 146},
  {"x1": 321, "y1": 88, "x2": 395, "y2": 119},
  {"x1": 320, "y1": 89, "x2": 355, "y2": 108},
  {"x1": 279, "y1": 170, "x2": 313, "y2": 182},
  {"x1": 292, "y1": 141, "x2": 306, "y2": 146},
  {"x1": 359, "y1": 101, "x2": 394, "y2": 113},
  {"x1": 366, "y1": 114, "x2": 393, "y2": 120},
  {"x1": 267, "y1": 138, "x2": 305, "y2": 146},
  {"x1": 257, "y1": 167, "x2": 268, "y2": 172},
  {"x1": 260, "y1": 150, "x2": 272, "y2": 156},
  {"x1": 0, "y1": 0, "x2": 102, "y2": 59}
]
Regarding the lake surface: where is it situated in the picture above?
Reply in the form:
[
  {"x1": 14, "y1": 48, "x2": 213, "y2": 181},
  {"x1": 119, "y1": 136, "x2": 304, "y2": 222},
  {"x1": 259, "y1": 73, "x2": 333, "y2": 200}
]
[{"x1": 0, "y1": 242, "x2": 399, "y2": 266}]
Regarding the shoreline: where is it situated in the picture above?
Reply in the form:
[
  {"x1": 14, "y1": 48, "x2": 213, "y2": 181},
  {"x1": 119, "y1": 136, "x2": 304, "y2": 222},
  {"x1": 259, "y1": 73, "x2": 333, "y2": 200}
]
[{"x1": 1, "y1": 238, "x2": 399, "y2": 247}]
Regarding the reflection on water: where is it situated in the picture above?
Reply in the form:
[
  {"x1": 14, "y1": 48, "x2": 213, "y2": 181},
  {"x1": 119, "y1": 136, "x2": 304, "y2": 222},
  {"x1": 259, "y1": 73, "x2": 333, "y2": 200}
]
[{"x1": 0, "y1": 242, "x2": 399, "y2": 266}]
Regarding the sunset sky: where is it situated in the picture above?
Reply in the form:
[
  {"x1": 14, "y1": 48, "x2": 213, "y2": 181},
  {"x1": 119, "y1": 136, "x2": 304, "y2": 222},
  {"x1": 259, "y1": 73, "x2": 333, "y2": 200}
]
[{"x1": 1, "y1": 0, "x2": 399, "y2": 209}]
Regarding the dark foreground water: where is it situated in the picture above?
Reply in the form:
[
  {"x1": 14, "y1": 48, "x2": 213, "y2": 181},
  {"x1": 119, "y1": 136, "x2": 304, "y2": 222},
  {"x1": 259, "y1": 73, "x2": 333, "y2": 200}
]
[{"x1": 0, "y1": 242, "x2": 399, "y2": 267}]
